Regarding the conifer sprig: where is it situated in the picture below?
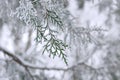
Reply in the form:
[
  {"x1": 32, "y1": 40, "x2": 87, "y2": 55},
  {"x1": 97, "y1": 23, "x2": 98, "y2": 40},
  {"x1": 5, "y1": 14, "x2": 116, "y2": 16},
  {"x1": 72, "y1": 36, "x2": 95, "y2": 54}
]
[{"x1": 13, "y1": 0, "x2": 68, "y2": 64}]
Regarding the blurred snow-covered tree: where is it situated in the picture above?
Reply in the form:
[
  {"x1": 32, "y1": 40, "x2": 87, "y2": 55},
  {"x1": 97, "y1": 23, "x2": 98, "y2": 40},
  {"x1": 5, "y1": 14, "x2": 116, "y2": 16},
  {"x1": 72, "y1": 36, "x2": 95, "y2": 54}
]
[{"x1": 0, "y1": 0, "x2": 105, "y2": 80}]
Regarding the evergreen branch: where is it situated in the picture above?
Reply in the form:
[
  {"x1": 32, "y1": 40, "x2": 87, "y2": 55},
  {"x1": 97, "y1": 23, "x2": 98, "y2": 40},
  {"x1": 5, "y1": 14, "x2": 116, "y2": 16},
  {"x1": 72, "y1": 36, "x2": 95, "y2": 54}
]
[
  {"x1": 46, "y1": 9, "x2": 64, "y2": 31},
  {"x1": 13, "y1": 0, "x2": 68, "y2": 64},
  {"x1": 42, "y1": 36, "x2": 68, "y2": 65}
]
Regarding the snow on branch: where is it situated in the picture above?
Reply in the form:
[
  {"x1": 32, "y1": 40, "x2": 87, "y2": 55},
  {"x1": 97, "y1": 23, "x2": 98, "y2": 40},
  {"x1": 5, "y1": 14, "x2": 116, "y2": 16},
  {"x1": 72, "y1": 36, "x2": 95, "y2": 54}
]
[{"x1": 12, "y1": 0, "x2": 68, "y2": 64}]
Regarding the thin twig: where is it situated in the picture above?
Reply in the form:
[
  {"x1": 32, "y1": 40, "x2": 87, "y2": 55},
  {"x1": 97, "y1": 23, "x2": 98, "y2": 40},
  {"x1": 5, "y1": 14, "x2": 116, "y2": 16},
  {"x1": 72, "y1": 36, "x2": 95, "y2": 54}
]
[{"x1": 25, "y1": 67, "x2": 35, "y2": 80}]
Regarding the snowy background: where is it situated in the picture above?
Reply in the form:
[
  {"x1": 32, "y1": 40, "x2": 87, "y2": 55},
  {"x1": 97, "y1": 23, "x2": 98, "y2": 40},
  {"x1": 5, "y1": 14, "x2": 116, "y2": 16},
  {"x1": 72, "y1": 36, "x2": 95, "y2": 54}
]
[{"x1": 0, "y1": 0, "x2": 120, "y2": 80}]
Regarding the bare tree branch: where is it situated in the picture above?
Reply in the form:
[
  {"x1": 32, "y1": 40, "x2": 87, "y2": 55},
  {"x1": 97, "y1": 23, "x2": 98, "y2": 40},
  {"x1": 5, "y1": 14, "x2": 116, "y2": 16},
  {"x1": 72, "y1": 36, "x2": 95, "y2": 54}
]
[
  {"x1": 25, "y1": 67, "x2": 35, "y2": 80},
  {"x1": 0, "y1": 47, "x2": 104, "y2": 72},
  {"x1": 0, "y1": 47, "x2": 68, "y2": 71}
]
